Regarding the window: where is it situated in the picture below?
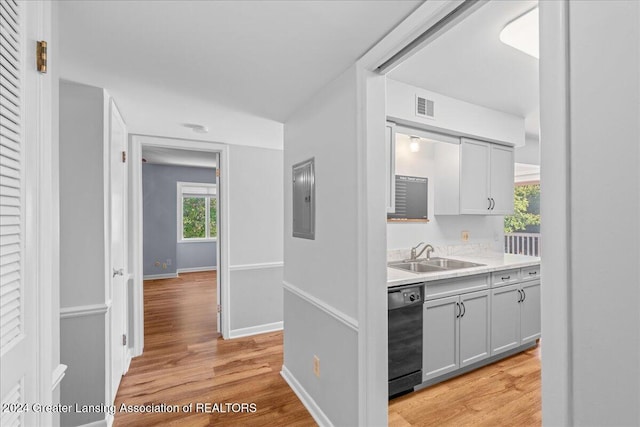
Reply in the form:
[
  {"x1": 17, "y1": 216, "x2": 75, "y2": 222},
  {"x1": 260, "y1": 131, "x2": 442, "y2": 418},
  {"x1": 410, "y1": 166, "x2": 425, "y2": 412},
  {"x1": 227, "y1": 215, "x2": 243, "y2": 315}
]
[{"x1": 178, "y1": 182, "x2": 217, "y2": 241}]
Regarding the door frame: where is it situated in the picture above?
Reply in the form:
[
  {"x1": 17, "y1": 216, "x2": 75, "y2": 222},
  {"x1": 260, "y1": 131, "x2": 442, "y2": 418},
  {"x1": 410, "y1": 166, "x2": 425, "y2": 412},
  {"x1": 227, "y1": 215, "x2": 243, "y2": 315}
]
[{"x1": 129, "y1": 134, "x2": 230, "y2": 357}]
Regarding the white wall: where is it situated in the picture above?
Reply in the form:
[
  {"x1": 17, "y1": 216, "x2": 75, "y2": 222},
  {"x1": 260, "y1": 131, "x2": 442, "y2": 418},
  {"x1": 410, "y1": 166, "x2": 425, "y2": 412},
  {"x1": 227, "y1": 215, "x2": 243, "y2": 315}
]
[
  {"x1": 59, "y1": 80, "x2": 108, "y2": 427},
  {"x1": 540, "y1": 1, "x2": 640, "y2": 425},
  {"x1": 283, "y1": 66, "x2": 361, "y2": 426},
  {"x1": 228, "y1": 144, "x2": 284, "y2": 334},
  {"x1": 515, "y1": 134, "x2": 540, "y2": 165},
  {"x1": 387, "y1": 134, "x2": 504, "y2": 253},
  {"x1": 387, "y1": 79, "x2": 525, "y2": 146}
]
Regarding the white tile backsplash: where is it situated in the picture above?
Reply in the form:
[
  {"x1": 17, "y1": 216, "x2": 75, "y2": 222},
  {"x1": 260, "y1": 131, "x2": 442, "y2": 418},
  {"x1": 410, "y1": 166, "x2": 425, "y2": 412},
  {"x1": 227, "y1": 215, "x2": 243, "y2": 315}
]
[{"x1": 387, "y1": 242, "x2": 496, "y2": 262}]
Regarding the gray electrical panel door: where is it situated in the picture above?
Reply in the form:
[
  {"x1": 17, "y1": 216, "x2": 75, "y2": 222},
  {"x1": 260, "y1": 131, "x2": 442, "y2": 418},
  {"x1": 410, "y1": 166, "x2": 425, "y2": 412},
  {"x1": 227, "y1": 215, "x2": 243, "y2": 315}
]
[{"x1": 292, "y1": 158, "x2": 315, "y2": 239}]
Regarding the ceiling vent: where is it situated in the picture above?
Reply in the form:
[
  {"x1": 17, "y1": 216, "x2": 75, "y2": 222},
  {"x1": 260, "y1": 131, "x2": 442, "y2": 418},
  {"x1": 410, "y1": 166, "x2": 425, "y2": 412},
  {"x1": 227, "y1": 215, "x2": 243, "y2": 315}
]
[{"x1": 416, "y1": 95, "x2": 435, "y2": 119}]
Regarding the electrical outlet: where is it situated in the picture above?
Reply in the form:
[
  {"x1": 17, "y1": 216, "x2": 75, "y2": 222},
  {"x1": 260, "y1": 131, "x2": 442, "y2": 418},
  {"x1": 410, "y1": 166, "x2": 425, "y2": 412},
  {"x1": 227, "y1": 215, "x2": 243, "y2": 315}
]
[
  {"x1": 461, "y1": 231, "x2": 470, "y2": 241},
  {"x1": 313, "y1": 355, "x2": 320, "y2": 378},
  {"x1": 166, "y1": 259, "x2": 172, "y2": 266}
]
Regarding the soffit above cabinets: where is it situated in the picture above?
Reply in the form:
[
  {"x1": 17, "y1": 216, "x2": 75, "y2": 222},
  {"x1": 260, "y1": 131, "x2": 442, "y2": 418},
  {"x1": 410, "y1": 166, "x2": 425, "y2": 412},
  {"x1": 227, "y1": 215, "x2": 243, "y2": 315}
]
[{"x1": 389, "y1": 0, "x2": 539, "y2": 139}]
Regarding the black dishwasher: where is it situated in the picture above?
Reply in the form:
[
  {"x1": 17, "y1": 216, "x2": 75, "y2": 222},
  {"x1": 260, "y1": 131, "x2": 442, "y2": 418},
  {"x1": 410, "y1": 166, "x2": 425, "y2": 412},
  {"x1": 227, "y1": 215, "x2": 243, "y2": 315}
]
[{"x1": 388, "y1": 285, "x2": 423, "y2": 398}]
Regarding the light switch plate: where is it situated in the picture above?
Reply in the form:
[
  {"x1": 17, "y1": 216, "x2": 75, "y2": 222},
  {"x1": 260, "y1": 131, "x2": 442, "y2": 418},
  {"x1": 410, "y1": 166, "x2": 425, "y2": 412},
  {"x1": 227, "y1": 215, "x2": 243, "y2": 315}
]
[{"x1": 461, "y1": 231, "x2": 470, "y2": 241}]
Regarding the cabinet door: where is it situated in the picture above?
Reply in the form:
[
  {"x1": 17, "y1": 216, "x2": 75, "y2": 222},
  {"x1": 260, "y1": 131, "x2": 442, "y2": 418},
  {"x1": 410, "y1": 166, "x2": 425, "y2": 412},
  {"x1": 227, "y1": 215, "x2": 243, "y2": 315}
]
[
  {"x1": 520, "y1": 280, "x2": 541, "y2": 344},
  {"x1": 460, "y1": 138, "x2": 491, "y2": 214},
  {"x1": 459, "y1": 290, "x2": 490, "y2": 367},
  {"x1": 385, "y1": 123, "x2": 396, "y2": 213},
  {"x1": 489, "y1": 144, "x2": 514, "y2": 214},
  {"x1": 423, "y1": 296, "x2": 459, "y2": 381},
  {"x1": 491, "y1": 284, "x2": 521, "y2": 355}
]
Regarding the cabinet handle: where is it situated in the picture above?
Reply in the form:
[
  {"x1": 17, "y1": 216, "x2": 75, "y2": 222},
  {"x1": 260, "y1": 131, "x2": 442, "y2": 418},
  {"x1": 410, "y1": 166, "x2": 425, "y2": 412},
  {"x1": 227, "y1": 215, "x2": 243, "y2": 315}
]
[
  {"x1": 490, "y1": 198, "x2": 494, "y2": 210},
  {"x1": 517, "y1": 289, "x2": 523, "y2": 303},
  {"x1": 456, "y1": 302, "x2": 461, "y2": 318},
  {"x1": 501, "y1": 276, "x2": 511, "y2": 280},
  {"x1": 488, "y1": 198, "x2": 492, "y2": 210},
  {"x1": 529, "y1": 271, "x2": 538, "y2": 276},
  {"x1": 522, "y1": 289, "x2": 526, "y2": 302},
  {"x1": 460, "y1": 302, "x2": 466, "y2": 318}
]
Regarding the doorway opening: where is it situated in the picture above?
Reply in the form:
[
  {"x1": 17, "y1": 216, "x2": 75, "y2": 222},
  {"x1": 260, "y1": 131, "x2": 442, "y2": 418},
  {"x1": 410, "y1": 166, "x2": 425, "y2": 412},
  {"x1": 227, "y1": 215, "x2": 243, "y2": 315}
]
[
  {"x1": 129, "y1": 135, "x2": 231, "y2": 358},
  {"x1": 381, "y1": 0, "x2": 542, "y2": 423}
]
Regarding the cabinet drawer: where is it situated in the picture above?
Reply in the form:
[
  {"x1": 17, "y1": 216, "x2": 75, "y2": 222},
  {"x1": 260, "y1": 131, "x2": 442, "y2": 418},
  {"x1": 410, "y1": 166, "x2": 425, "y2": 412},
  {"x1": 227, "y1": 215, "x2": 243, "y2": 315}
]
[
  {"x1": 521, "y1": 265, "x2": 541, "y2": 281},
  {"x1": 425, "y1": 274, "x2": 489, "y2": 301},
  {"x1": 491, "y1": 269, "x2": 520, "y2": 287}
]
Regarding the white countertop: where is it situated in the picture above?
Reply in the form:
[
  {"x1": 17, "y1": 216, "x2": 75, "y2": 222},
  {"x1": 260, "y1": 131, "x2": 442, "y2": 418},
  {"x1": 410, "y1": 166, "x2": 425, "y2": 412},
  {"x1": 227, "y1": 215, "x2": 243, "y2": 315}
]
[{"x1": 387, "y1": 253, "x2": 541, "y2": 288}]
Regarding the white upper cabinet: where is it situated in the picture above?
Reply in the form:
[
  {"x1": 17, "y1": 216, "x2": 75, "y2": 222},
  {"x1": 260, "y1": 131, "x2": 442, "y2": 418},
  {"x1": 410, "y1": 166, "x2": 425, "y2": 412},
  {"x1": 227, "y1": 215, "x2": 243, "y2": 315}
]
[
  {"x1": 435, "y1": 138, "x2": 514, "y2": 216},
  {"x1": 489, "y1": 144, "x2": 516, "y2": 215},
  {"x1": 459, "y1": 139, "x2": 491, "y2": 214}
]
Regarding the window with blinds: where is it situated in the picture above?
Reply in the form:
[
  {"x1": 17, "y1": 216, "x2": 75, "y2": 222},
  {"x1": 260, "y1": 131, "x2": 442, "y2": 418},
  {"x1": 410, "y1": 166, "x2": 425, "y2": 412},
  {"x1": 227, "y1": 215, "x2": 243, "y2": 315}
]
[{"x1": 0, "y1": 0, "x2": 24, "y2": 353}]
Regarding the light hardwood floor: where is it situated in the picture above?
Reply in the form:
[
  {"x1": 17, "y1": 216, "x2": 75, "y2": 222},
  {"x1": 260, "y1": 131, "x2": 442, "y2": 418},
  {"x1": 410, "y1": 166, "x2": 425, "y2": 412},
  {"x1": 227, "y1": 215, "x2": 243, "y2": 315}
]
[
  {"x1": 114, "y1": 271, "x2": 541, "y2": 426},
  {"x1": 113, "y1": 271, "x2": 314, "y2": 426}
]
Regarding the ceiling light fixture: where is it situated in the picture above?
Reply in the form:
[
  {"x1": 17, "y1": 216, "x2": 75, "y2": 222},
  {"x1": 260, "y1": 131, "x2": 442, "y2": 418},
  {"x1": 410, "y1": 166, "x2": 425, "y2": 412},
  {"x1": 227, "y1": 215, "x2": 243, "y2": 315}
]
[
  {"x1": 499, "y1": 7, "x2": 539, "y2": 59},
  {"x1": 182, "y1": 123, "x2": 209, "y2": 134},
  {"x1": 410, "y1": 136, "x2": 421, "y2": 153}
]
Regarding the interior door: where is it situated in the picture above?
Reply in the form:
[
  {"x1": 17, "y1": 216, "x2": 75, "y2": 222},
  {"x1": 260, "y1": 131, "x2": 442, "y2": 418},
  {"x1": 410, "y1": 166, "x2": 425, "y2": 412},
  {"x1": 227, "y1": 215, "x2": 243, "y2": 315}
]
[
  {"x1": 0, "y1": 2, "x2": 37, "y2": 424},
  {"x1": 215, "y1": 153, "x2": 221, "y2": 333},
  {"x1": 109, "y1": 99, "x2": 127, "y2": 403}
]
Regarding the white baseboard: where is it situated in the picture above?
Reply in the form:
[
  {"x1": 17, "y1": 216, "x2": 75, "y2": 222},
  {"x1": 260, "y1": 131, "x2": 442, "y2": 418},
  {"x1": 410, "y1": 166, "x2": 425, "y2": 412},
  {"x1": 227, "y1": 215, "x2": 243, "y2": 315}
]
[
  {"x1": 143, "y1": 272, "x2": 178, "y2": 280},
  {"x1": 280, "y1": 365, "x2": 333, "y2": 427},
  {"x1": 124, "y1": 348, "x2": 132, "y2": 374},
  {"x1": 228, "y1": 321, "x2": 283, "y2": 339},
  {"x1": 177, "y1": 266, "x2": 217, "y2": 273}
]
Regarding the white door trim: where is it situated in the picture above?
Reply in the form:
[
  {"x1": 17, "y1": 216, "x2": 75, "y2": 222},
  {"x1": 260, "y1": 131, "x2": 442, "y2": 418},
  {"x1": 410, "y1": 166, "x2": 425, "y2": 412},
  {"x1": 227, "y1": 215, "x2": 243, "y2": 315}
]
[{"x1": 130, "y1": 134, "x2": 230, "y2": 355}]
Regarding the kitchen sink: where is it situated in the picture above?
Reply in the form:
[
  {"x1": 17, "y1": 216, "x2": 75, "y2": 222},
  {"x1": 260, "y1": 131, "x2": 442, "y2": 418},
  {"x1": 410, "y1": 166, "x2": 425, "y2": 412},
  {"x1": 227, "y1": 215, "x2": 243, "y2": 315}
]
[
  {"x1": 421, "y1": 257, "x2": 484, "y2": 269},
  {"x1": 387, "y1": 262, "x2": 446, "y2": 273},
  {"x1": 388, "y1": 258, "x2": 485, "y2": 274}
]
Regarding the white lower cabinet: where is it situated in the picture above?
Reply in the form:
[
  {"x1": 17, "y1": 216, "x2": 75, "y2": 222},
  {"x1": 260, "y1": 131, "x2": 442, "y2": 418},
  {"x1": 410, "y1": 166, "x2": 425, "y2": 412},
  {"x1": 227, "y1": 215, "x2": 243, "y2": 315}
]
[
  {"x1": 423, "y1": 290, "x2": 490, "y2": 381},
  {"x1": 491, "y1": 280, "x2": 541, "y2": 356}
]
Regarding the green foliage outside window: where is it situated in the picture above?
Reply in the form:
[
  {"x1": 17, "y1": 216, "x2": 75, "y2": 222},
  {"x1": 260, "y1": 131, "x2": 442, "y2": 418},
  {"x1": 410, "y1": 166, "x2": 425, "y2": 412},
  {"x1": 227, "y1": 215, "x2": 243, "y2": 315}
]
[
  {"x1": 209, "y1": 198, "x2": 217, "y2": 238},
  {"x1": 504, "y1": 184, "x2": 540, "y2": 233},
  {"x1": 183, "y1": 197, "x2": 206, "y2": 238}
]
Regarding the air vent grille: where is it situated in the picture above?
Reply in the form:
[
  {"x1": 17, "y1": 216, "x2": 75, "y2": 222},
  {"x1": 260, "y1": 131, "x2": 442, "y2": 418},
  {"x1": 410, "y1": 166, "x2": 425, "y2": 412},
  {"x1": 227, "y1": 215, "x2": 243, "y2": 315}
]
[{"x1": 416, "y1": 96, "x2": 435, "y2": 119}]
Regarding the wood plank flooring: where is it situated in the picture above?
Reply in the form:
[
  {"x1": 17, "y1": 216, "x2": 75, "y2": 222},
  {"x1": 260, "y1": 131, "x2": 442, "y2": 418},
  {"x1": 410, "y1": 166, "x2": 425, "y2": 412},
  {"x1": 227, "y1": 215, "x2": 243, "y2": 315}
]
[
  {"x1": 388, "y1": 345, "x2": 541, "y2": 427},
  {"x1": 113, "y1": 271, "x2": 314, "y2": 426},
  {"x1": 114, "y1": 271, "x2": 541, "y2": 426}
]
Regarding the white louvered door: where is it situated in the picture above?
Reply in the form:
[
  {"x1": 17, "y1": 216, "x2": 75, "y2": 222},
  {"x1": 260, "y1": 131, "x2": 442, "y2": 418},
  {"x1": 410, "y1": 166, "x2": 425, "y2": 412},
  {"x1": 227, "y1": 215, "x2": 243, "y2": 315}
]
[{"x1": 0, "y1": 1, "x2": 36, "y2": 426}]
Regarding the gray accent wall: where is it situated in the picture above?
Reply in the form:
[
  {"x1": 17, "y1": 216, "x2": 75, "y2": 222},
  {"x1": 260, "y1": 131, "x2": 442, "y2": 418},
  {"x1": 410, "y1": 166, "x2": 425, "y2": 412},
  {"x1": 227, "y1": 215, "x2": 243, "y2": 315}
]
[
  {"x1": 142, "y1": 163, "x2": 216, "y2": 276},
  {"x1": 230, "y1": 267, "x2": 283, "y2": 330}
]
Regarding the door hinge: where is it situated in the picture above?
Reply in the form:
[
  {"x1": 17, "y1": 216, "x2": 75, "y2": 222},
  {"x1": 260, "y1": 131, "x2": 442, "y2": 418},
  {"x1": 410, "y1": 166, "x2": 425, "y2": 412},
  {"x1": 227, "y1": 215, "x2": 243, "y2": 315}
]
[
  {"x1": 122, "y1": 334, "x2": 127, "y2": 346},
  {"x1": 217, "y1": 304, "x2": 221, "y2": 313},
  {"x1": 216, "y1": 169, "x2": 220, "y2": 177},
  {"x1": 122, "y1": 151, "x2": 127, "y2": 163},
  {"x1": 37, "y1": 41, "x2": 47, "y2": 73}
]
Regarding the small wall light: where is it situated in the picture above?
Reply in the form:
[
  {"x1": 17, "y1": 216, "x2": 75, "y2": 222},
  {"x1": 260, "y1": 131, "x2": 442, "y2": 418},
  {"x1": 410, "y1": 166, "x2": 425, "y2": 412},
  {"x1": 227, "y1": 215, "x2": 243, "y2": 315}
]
[{"x1": 410, "y1": 136, "x2": 421, "y2": 153}]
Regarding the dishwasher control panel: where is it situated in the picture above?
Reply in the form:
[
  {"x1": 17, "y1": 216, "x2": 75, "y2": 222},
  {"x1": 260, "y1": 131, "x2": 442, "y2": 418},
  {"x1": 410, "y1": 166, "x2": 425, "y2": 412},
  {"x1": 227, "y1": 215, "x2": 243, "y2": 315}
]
[
  {"x1": 388, "y1": 285, "x2": 424, "y2": 310},
  {"x1": 403, "y1": 290, "x2": 421, "y2": 304}
]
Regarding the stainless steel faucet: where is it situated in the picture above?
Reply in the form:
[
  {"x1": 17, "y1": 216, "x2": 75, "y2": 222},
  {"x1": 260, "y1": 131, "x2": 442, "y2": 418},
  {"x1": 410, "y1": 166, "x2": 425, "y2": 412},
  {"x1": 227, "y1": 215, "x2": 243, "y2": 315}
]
[{"x1": 410, "y1": 242, "x2": 435, "y2": 260}]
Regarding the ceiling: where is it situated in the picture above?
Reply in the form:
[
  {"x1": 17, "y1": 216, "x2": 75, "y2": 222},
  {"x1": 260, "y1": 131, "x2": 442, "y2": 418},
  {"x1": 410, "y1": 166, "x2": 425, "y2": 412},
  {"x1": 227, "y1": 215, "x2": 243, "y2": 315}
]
[
  {"x1": 59, "y1": 0, "x2": 422, "y2": 146},
  {"x1": 389, "y1": 0, "x2": 539, "y2": 138},
  {"x1": 141, "y1": 146, "x2": 217, "y2": 168}
]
